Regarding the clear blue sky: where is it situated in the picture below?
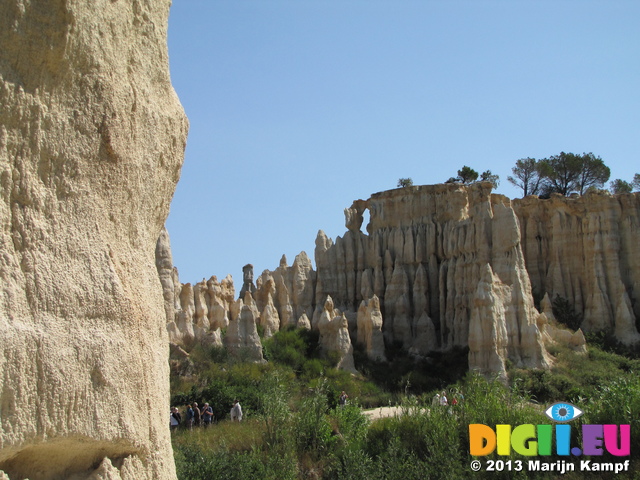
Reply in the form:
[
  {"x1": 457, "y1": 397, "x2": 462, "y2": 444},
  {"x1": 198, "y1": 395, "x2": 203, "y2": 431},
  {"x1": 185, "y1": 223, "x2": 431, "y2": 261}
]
[{"x1": 166, "y1": 0, "x2": 639, "y2": 286}]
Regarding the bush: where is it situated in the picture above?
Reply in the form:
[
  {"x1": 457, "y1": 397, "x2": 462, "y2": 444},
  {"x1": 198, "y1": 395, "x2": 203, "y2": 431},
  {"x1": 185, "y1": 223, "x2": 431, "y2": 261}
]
[
  {"x1": 332, "y1": 404, "x2": 369, "y2": 448},
  {"x1": 585, "y1": 376, "x2": 640, "y2": 456},
  {"x1": 294, "y1": 380, "x2": 336, "y2": 457},
  {"x1": 174, "y1": 442, "x2": 296, "y2": 480},
  {"x1": 264, "y1": 327, "x2": 322, "y2": 366},
  {"x1": 552, "y1": 295, "x2": 582, "y2": 330},
  {"x1": 257, "y1": 372, "x2": 294, "y2": 451}
]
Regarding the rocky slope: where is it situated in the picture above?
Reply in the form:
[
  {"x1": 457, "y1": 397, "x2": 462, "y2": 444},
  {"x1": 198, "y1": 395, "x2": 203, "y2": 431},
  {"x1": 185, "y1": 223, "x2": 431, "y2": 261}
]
[
  {"x1": 161, "y1": 184, "x2": 636, "y2": 380},
  {"x1": 1, "y1": 1, "x2": 188, "y2": 479}
]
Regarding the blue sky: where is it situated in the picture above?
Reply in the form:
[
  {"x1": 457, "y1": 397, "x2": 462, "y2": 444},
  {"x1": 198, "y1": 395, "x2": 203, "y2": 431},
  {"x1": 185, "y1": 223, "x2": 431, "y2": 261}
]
[{"x1": 166, "y1": 0, "x2": 640, "y2": 286}]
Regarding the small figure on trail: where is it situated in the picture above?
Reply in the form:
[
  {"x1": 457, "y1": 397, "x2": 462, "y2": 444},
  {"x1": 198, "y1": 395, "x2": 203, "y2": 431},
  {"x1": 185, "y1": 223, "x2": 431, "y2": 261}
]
[
  {"x1": 339, "y1": 391, "x2": 349, "y2": 408},
  {"x1": 439, "y1": 391, "x2": 448, "y2": 406},
  {"x1": 432, "y1": 393, "x2": 440, "y2": 407},
  {"x1": 185, "y1": 404, "x2": 194, "y2": 429},
  {"x1": 231, "y1": 400, "x2": 243, "y2": 422},
  {"x1": 192, "y1": 402, "x2": 201, "y2": 427},
  {"x1": 202, "y1": 403, "x2": 214, "y2": 426},
  {"x1": 170, "y1": 407, "x2": 181, "y2": 431},
  {"x1": 451, "y1": 389, "x2": 464, "y2": 406}
]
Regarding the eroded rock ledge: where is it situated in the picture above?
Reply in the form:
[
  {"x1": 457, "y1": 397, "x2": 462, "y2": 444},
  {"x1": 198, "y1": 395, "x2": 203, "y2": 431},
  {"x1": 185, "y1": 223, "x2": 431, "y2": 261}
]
[{"x1": 160, "y1": 183, "x2": 637, "y2": 379}]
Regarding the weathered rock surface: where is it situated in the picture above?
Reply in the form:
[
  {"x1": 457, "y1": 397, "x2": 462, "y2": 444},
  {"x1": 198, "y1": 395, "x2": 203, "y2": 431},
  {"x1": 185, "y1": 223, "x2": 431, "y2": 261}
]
[
  {"x1": 224, "y1": 293, "x2": 264, "y2": 362},
  {"x1": 0, "y1": 1, "x2": 188, "y2": 479},
  {"x1": 538, "y1": 294, "x2": 588, "y2": 354},
  {"x1": 356, "y1": 295, "x2": 387, "y2": 362},
  {"x1": 161, "y1": 185, "x2": 639, "y2": 377},
  {"x1": 313, "y1": 184, "x2": 556, "y2": 372},
  {"x1": 514, "y1": 192, "x2": 640, "y2": 344},
  {"x1": 316, "y1": 297, "x2": 357, "y2": 373}
]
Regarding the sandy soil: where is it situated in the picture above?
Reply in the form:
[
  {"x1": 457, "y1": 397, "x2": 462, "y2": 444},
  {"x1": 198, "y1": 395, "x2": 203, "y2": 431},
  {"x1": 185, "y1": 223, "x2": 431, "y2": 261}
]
[
  {"x1": 362, "y1": 406, "x2": 429, "y2": 420},
  {"x1": 362, "y1": 406, "x2": 402, "y2": 420}
]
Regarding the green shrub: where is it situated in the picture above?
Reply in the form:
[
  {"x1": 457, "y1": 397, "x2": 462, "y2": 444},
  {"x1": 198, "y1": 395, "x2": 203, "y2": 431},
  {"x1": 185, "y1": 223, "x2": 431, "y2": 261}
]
[
  {"x1": 301, "y1": 358, "x2": 326, "y2": 381},
  {"x1": 294, "y1": 380, "x2": 336, "y2": 457},
  {"x1": 264, "y1": 326, "x2": 323, "y2": 371},
  {"x1": 257, "y1": 372, "x2": 294, "y2": 450},
  {"x1": 332, "y1": 404, "x2": 369, "y2": 447},
  {"x1": 552, "y1": 295, "x2": 582, "y2": 330},
  {"x1": 585, "y1": 376, "x2": 640, "y2": 456},
  {"x1": 174, "y1": 442, "x2": 296, "y2": 480}
]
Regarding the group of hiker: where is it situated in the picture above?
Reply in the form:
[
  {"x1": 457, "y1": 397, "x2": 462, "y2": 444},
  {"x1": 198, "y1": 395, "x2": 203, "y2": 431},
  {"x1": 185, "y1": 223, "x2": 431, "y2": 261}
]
[
  {"x1": 432, "y1": 390, "x2": 464, "y2": 407},
  {"x1": 170, "y1": 400, "x2": 243, "y2": 430}
]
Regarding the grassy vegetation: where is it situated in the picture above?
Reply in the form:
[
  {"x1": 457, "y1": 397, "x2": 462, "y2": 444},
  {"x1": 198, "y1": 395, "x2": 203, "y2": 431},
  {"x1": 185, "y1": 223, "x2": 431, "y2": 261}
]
[{"x1": 171, "y1": 327, "x2": 640, "y2": 479}]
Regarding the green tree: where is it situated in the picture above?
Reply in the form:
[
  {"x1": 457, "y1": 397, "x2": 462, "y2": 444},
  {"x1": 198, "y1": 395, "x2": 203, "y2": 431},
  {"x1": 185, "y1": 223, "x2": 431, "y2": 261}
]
[
  {"x1": 633, "y1": 173, "x2": 640, "y2": 191},
  {"x1": 540, "y1": 152, "x2": 583, "y2": 196},
  {"x1": 480, "y1": 169, "x2": 500, "y2": 189},
  {"x1": 610, "y1": 179, "x2": 633, "y2": 194},
  {"x1": 507, "y1": 157, "x2": 546, "y2": 197},
  {"x1": 537, "y1": 152, "x2": 610, "y2": 196},
  {"x1": 397, "y1": 178, "x2": 413, "y2": 188},
  {"x1": 445, "y1": 167, "x2": 497, "y2": 189},
  {"x1": 574, "y1": 152, "x2": 610, "y2": 195},
  {"x1": 456, "y1": 165, "x2": 478, "y2": 184}
]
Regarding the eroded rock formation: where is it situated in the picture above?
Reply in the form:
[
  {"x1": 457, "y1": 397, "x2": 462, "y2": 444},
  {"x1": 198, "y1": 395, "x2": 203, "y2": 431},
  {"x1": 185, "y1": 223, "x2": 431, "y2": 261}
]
[
  {"x1": 515, "y1": 192, "x2": 640, "y2": 344},
  {"x1": 0, "y1": 1, "x2": 188, "y2": 479},
  {"x1": 225, "y1": 293, "x2": 264, "y2": 362},
  {"x1": 161, "y1": 184, "x2": 639, "y2": 379},
  {"x1": 357, "y1": 295, "x2": 387, "y2": 362},
  {"x1": 316, "y1": 296, "x2": 357, "y2": 374},
  {"x1": 313, "y1": 184, "x2": 556, "y2": 376}
]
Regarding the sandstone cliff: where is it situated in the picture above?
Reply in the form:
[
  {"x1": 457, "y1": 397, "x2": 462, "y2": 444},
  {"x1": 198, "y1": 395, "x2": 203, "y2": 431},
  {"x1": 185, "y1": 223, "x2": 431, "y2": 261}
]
[
  {"x1": 314, "y1": 184, "x2": 554, "y2": 377},
  {"x1": 1, "y1": 1, "x2": 188, "y2": 479},
  {"x1": 514, "y1": 192, "x2": 640, "y2": 345},
  {"x1": 161, "y1": 184, "x2": 620, "y2": 380}
]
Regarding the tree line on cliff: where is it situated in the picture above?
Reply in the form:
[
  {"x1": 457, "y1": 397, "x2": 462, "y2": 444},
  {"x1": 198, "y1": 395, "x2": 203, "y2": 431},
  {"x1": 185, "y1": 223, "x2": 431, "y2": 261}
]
[{"x1": 398, "y1": 152, "x2": 639, "y2": 198}]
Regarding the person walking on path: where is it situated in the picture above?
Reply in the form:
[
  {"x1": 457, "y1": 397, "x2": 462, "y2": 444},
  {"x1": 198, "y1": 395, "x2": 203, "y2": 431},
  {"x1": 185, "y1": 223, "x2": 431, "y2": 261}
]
[
  {"x1": 170, "y1": 407, "x2": 181, "y2": 431},
  {"x1": 185, "y1": 404, "x2": 194, "y2": 429},
  {"x1": 339, "y1": 391, "x2": 349, "y2": 409},
  {"x1": 230, "y1": 400, "x2": 243, "y2": 422},
  {"x1": 202, "y1": 403, "x2": 214, "y2": 427},
  {"x1": 192, "y1": 402, "x2": 201, "y2": 427}
]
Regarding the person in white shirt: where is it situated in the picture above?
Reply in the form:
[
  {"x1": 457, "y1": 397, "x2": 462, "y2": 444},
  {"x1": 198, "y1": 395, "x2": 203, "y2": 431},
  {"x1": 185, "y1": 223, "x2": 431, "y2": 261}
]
[{"x1": 230, "y1": 400, "x2": 243, "y2": 422}]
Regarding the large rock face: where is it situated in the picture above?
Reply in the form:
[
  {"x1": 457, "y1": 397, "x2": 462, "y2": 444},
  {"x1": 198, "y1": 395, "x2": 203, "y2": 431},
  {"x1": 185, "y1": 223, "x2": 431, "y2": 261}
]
[
  {"x1": 316, "y1": 184, "x2": 552, "y2": 376},
  {"x1": 514, "y1": 192, "x2": 640, "y2": 344},
  {"x1": 1, "y1": 1, "x2": 188, "y2": 479},
  {"x1": 163, "y1": 184, "x2": 559, "y2": 378},
  {"x1": 161, "y1": 184, "x2": 639, "y2": 378}
]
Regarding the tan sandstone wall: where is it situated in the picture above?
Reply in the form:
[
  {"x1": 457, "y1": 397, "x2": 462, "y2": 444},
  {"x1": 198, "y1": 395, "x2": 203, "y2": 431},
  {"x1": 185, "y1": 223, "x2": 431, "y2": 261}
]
[
  {"x1": 316, "y1": 183, "x2": 551, "y2": 376},
  {"x1": 0, "y1": 1, "x2": 188, "y2": 479},
  {"x1": 164, "y1": 183, "x2": 563, "y2": 379},
  {"x1": 514, "y1": 192, "x2": 640, "y2": 344}
]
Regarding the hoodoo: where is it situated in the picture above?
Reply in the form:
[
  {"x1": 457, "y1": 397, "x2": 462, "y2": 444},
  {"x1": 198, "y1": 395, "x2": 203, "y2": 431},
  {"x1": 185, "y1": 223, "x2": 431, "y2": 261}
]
[{"x1": 160, "y1": 184, "x2": 635, "y2": 378}]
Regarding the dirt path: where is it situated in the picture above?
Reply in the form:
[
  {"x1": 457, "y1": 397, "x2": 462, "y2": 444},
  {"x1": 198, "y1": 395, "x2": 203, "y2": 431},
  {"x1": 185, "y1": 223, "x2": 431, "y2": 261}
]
[
  {"x1": 362, "y1": 406, "x2": 429, "y2": 420},
  {"x1": 362, "y1": 406, "x2": 403, "y2": 420}
]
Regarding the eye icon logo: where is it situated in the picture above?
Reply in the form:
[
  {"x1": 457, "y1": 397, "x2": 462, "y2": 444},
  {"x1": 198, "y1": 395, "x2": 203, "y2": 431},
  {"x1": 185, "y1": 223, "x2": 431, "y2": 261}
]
[{"x1": 545, "y1": 402, "x2": 583, "y2": 422}]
